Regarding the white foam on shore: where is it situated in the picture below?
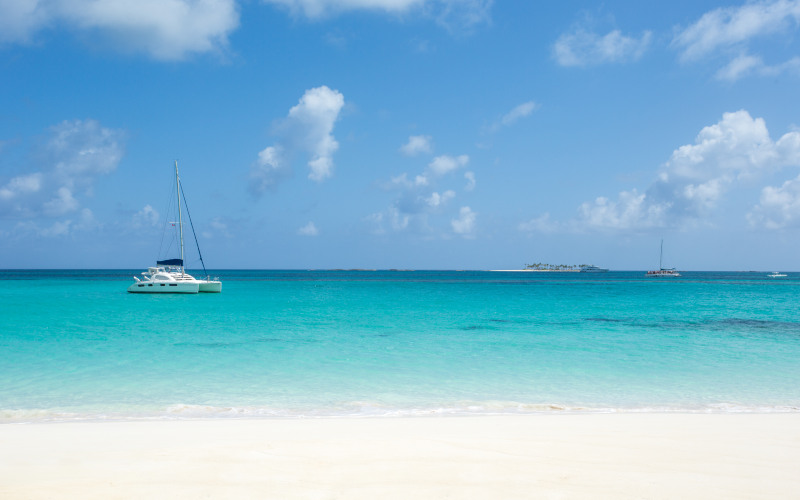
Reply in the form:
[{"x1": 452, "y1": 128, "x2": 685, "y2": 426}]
[{"x1": 3, "y1": 400, "x2": 799, "y2": 424}]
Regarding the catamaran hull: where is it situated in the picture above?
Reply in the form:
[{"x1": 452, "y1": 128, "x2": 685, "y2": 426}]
[
  {"x1": 127, "y1": 282, "x2": 199, "y2": 293},
  {"x1": 198, "y1": 280, "x2": 222, "y2": 293}
]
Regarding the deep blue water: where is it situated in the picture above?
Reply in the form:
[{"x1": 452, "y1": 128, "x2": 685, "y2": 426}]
[{"x1": 2, "y1": 270, "x2": 799, "y2": 421}]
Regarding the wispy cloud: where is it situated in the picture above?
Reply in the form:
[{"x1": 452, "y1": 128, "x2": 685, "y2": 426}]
[
  {"x1": 0, "y1": 119, "x2": 125, "y2": 226},
  {"x1": 250, "y1": 85, "x2": 345, "y2": 195},
  {"x1": 486, "y1": 101, "x2": 539, "y2": 133},
  {"x1": 131, "y1": 204, "x2": 160, "y2": 228},
  {"x1": 0, "y1": 0, "x2": 239, "y2": 61},
  {"x1": 519, "y1": 212, "x2": 558, "y2": 234},
  {"x1": 673, "y1": 0, "x2": 800, "y2": 81},
  {"x1": 264, "y1": 0, "x2": 493, "y2": 32},
  {"x1": 716, "y1": 53, "x2": 800, "y2": 81},
  {"x1": 553, "y1": 22, "x2": 651, "y2": 67}
]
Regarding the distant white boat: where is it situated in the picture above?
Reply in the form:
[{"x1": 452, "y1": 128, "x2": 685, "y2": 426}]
[
  {"x1": 768, "y1": 272, "x2": 787, "y2": 278},
  {"x1": 580, "y1": 265, "x2": 609, "y2": 272},
  {"x1": 646, "y1": 240, "x2": 680, "y2": 277},
  {"x1": 128, "y1": 161, "x2": 221, "y2": 294}
]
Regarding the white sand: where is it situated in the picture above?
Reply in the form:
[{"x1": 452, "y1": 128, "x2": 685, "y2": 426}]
[{"x1": 1, "y1": 414, "x2": 799, "y2": 499}]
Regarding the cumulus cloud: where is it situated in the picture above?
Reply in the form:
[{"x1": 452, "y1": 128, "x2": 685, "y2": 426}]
[
  {"x1": 673, "y1": 0, "x2": 800, "y2": 81},
  {"x1": 553, "y1": 26, "x2": 651, "y2": 67},
  {"x1": 297, "y1": 221, "x2": 319, "y2": 235},
  {"x1": 371, "y1": 140, "x2": 475, "y2": 236},
  {"x1": 400, "y1": 135, "x2": 433, "y2": 156},
  {"x1": 451, "y1": 205, "x2": 476, "y2": 236},
  {"x1": 0, "y1": 0, "x2": 239, "y2": 61},
  {"x1": 0, "y1": 119, "x2": 125, "y2": 224},
  {"x1": 428, "y1": 154, "x2": 469, "y2": 176},
  {"x1": 748, "y1": 175, "x2": 800, "y2": 228},
  {"x1": 425, "y1": 190, "x2": 455, "y2": 208},
  {"x1": 572, "y1": 110, "x2": 800, "y2": 231},
  {"x1": 249, "y1": 86, "x2": 345, "y2": 195}
]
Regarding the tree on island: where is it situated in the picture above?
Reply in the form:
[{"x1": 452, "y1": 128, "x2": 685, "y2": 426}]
[{"x1": 524, "y1": 263, "x2": 590, "y2": 270}]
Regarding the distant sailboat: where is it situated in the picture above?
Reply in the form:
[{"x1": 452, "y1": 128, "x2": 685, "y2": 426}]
[
  {"x1": 646, "y1": 240, "x2": 680, "y2": 277},
  {"x1": 767, "y1": 271, "x2": 787, "y2": 278},
  {"x1": 128, "y1": 161, "x2": 221, "y2": 294}
]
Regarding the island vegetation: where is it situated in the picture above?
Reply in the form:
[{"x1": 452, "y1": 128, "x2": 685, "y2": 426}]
[{"x1": 524, "y1": 263, "x2": 590, "y2": 271}]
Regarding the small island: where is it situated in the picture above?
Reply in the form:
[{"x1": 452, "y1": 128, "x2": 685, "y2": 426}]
[{"x1": 519, "y1": 263, "x2": 609, "y2": 272}]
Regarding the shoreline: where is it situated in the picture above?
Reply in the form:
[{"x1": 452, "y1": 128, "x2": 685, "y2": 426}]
[{"x1": 2, "y1": 414, "x2": 798, "y2": 499}]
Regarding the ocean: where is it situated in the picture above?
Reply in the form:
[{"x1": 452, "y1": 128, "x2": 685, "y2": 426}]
[{"x1": 2, "y1": 270, "x2": 799, "y2": 422}]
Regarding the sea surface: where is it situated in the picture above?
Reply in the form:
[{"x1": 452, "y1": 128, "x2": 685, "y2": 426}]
[{"x1": 2, "y1": 269, "x2": 800, "y2": 422}]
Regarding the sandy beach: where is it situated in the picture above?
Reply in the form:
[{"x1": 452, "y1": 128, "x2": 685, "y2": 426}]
[{"x1": 1, "y1": 414, "x2": 798, "y2": 499}]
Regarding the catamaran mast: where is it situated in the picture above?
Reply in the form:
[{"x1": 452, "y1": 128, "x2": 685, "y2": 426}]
[
  {"x1": 175, "y1": 160, "x2": 185, "y2": 273},
  {"x1": 659, "y1": 239, "x2": 664, "y2": 270}
]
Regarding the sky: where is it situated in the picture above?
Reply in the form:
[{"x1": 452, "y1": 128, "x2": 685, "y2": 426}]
[{"x1": 1, "y1": 0, "x2": 800, "y2": 271}]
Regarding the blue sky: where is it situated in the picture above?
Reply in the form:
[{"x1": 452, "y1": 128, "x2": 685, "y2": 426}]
[{"x1": 2, "y1": 0, "x2": 800, "y2": 270}]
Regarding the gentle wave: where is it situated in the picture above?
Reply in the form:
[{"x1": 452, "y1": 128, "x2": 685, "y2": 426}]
[{"x1": 3, "y1": 401, "x2": 799, "y2": 423}]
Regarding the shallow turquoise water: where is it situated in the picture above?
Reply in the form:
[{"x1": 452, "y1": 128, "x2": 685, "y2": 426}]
[{"x1": 2, "y1": 270, "x2": 800, "y2": 421}]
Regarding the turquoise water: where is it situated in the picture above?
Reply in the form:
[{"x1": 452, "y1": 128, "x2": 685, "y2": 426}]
[{"x1": 2, "y1": 270, "x2": 800, "y2": 422}]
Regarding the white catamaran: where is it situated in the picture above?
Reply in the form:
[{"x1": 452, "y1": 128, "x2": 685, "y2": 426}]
[
  {"x1": 646, "y1": 240, "x2": 680, "y2": 277},
  {"x1": 128, "y1": 161, "x2": 221, "y2": 294}
]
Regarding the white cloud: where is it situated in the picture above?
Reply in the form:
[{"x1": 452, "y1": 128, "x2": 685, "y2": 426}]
[
  {"x1": 463, "y1": 171, "x2": 475, "y2": 191},
  {"x1": 748, "y1": 175, "x2": 800, "y2": 228},
  {"x1": 0, "y1": 173, "x2": 42, "y2": 201},
  {"x1": 249, "y1": 145, "x2": 290, "y2": 195},
  {"x1": 518, "y1": 212, "x2": 558, "y2": 234},
  {"x1": 42, "y1": 187, "x2": 79, "y2": 217},
  {"x1": 38, "y1": 220, "x2": 72, "y2": 237},
  {"x1": 576, "y1": 110, "x2": 800, "y2": 231},
  {"x1": 673, "y1": 0, "x2": 800, "y2": 80},
  {"x1": 286, "y1": 85, "x2": 345, "y2": 182},
  {"x1": 0, "y1": 0, "x2": 48, "y2": 44},
  {"x1": 428, "y1": 154, "x2": 468, "y2": 176},
  {"x1": 578, "y1": 189, "x2": 666, "y2": 230},
  {"x1": 0, "y1": 0, "x2": 239, "y2": 61},
  {"x1": 0, "y1": 119, "x2": 125, "y2": 222},
  {"x1": 264, "y1": 0, "x2": 492, "y2": 32},
  {"x1": 249, "y1": 86, "x2": 345, "y2": 195},
  {"x1": 375, "y1": 144, "x2": 474, "y2": 236},
  {"x1": 400, "y1": 135, "x2": 433, "y2": 156},
  {"x1": 500, "y1": 101, "x2": 538, "y2": 127},
  {"x1": 553, "y1": 27, "x2": 651, "y2": 67},
  {"x1": 486, "y1": 101, "x2": 539, "y2": 133},
  {"x1": 264, "y1": 0, "x2": 425, "y2": 18},
  {"x1": 716, "y1": 53, "x2": 800, "y2": 81},
  {"x1": 297, "y1": 221, "x2": 319, "y2": 236},
  {"x1": 425, "y1": 190, "x2": 455, "y2": 208},
  {"x1": 12, "y1": 207, "x2": 99, "y2": 238},
  {"x1": 132, "y1": 204, "x2": 160, "y2": 228},
  {"x1": 451, "y1": 205, "x2": 476, "y2": 236},
  {"x1": 673, "y1": 0, "x2": 800, "y2": 62}
]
